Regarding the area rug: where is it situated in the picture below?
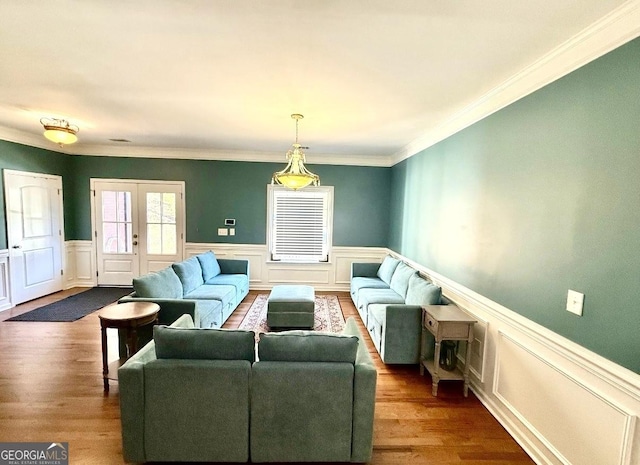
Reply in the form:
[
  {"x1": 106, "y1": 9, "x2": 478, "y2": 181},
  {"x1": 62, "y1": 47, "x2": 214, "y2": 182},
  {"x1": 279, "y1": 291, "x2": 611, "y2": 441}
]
[
  {"x1": 238, "y1": 294, "x2": 345, "y2": 337},
  {"x1": 7, "y1": 287, "x2": 133, "y2": 322}
]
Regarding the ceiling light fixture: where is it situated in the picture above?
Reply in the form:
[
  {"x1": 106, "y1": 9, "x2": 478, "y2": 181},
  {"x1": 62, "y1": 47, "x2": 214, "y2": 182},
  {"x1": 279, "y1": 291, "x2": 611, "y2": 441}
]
[
  {"x1": 272, "y1": 114, "x2": 320, "y2": 190},
  {"x1": 40, "y1": 117, "x2": 79, "y2": 147}
]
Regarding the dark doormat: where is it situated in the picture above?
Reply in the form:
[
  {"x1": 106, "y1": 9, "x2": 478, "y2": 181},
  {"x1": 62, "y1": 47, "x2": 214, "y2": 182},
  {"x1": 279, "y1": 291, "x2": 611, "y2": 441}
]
[{"x1": 7, "y1": 287, "x2": 133, "y2": 322}]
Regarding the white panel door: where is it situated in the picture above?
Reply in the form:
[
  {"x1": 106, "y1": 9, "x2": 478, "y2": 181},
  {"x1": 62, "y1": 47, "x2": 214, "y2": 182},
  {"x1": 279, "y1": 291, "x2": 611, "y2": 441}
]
[
  {"x1": 93, "y1": 180, "x2": 184, "y2": 286},
  {"x1": 4, "y1": 170, "x2": 64, "y2": 304}
]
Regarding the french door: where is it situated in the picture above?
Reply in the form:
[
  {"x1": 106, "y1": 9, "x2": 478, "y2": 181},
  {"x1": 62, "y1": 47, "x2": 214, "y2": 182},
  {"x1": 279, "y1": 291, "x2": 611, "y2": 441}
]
[
  {"x1": 4, "y1": 170, "x2": 64, "y2": 305},
  {"x1": 92, "y1": 180, "x2": 185, "y2": 286}
]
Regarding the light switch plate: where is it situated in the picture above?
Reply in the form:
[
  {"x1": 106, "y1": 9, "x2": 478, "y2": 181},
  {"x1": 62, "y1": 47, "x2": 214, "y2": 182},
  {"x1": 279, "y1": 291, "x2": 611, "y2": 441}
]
[
  {"x1": 566, "y1": 290, "x2": 584, "y2": 316},
  {"x1": 229, "y1": 228, "x2": 235, "y2": 236},
  {"x1": 217, "y1": 228, "x2": 228, "y2": 236}
]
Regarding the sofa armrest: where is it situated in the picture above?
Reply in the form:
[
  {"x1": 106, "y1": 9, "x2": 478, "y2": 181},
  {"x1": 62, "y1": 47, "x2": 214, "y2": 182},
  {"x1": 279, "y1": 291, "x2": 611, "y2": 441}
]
[
  {"x1": 351, "y1": 262, "x2": 380, "y2": 279},
  {"x1": 381, "y1": 304, "x2": 423, "y2": 364},
  {"x1": 342, "y1": 317, "x2": 377, "y2": 462},
  {"x1": 218, "y1": 258, "x2": 250, "y2": 276},
  {"x1": 118, "y1": 340, "x2": 158, "y2": 463},
  {"x1": 118, "y1": 296, "x2": 198, "y2": 326}
]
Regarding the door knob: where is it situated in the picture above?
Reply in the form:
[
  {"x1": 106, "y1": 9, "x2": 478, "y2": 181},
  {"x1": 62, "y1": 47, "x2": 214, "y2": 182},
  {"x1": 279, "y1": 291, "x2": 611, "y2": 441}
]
[
  {"x1": 132, "y1": 241, "x2": 138, "y2": 246},
  {"x1": 133, "y1": 234, "x2": 138, "y2": 238}
]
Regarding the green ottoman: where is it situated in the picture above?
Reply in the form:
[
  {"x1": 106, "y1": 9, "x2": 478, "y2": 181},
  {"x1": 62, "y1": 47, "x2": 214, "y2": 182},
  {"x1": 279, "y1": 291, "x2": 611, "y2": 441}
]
[{"x1": 267, "y1": 285, "x2": 315, "y2": 329}]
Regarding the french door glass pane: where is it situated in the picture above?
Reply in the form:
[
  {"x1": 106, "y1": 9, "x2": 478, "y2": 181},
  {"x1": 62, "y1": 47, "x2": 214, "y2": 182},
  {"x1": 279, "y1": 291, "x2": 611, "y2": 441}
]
[
  {"x1": 146, "y1": 192, "x2": 177, "y2": 255},
  {"x1": 102, "y1": 190, "x2": 133, "y2": 254}
]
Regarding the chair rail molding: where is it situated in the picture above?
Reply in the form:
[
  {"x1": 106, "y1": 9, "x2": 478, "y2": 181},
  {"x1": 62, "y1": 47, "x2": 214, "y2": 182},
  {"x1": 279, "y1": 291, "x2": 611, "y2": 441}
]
[{"x1": 389, "y1": 250, "x2": 640, "y2": 465}]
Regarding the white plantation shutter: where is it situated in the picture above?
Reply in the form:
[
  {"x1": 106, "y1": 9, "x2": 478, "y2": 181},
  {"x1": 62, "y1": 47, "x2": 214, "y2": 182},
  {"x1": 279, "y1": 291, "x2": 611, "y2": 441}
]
[{"x1": 268, "y1": 186, "x2": 333, "y2": 262}]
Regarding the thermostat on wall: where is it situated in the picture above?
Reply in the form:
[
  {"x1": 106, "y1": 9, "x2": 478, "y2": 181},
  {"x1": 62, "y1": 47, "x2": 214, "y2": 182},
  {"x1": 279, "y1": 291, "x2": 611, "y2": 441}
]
[{"x1": 225, "y1": 218, "x2": 236, "y2": 226}]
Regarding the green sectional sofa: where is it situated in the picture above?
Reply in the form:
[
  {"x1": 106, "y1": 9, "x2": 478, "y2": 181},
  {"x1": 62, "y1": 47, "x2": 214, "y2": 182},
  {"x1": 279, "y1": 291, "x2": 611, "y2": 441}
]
[
  {"x1": 118, "y1": 315, "x2": 377, "y2": 463},
  {"x1": 351, "y1": 255, "x2": 443, "y2": 364},
  {"x1": 119, "y1": 251, "x2": 249, "y2": 328}
]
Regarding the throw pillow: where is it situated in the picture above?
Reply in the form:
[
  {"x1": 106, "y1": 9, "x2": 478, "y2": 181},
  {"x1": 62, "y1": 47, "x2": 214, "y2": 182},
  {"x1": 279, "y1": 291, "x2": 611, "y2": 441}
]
[
  {"x1": 405, "y1": 273, "x2": 442, "y2": 306},
  {"x1": 133, "y1": 266, "x2": 183, "y2": 299},
  {"x1": 171, "y1": 256, "x2": 205, "y2": 295},
  {"x1": 196, "y1": 250, "x2": 222, "y2": 281},
  {"x1": 389, "y1": 262, "x2": 417, "y2": 299},
  {"x1": 376, "y1": 255, "x2": 401, "y2": 285}
]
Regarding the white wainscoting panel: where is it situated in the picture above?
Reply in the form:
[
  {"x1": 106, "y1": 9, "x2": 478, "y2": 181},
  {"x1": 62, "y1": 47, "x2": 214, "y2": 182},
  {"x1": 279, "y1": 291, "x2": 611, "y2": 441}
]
[
  {"x1": 495, "y1": 331, "x2": 636, "y2": 465},
  {"x1": 63, "y1": 241, "x2": 96, "y2": 289},
  {"x1": 185, "y1": 243, "x2": 387, "y2": 291},
  {"x1": 391, "y1": 250, "x2": 640, "y2": 465},
  {"x1": 0, "y1": 250, "x2": 11, "y2": 311}
]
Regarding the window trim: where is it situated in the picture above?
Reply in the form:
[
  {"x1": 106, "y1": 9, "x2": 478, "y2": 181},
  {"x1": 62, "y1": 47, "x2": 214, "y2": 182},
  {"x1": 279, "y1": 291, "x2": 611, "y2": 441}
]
[{"x1": 266, "y1": 184, "x2": 334, "y2": 263}]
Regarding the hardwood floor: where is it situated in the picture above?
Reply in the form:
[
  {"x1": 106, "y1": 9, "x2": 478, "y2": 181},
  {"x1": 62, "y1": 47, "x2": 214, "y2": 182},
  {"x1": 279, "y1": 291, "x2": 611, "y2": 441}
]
[{"x1": 0, "y1": 289, "x2": 534, "y2": 464}]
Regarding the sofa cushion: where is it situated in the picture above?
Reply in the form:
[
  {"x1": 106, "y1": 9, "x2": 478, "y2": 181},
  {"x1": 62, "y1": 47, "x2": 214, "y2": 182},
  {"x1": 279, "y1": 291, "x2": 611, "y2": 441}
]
[
  {"x1": 133, "y1": 266, "x2": 183, "y2": 299},
  {"x1": 357, "y1": 288, "x2": 405, "y2": 313},
  {"x1": 351, "y1": 276, "x2": 389, "y2": 297},
  {"x1": 405, "y1": 274, "x2": 442, "y2": 306},
  {"x1": 171, "y1": 257, "x2": 204, "y2": 295},
  {"x1": 204, "y1": 274, "x2": 249, "y2": 295},
  {"x1": 184, "y1": 284, "x2": 236, "y2": 309},
  {"x1": 389, "y1": 262, "x2": 416, "y2": 299},
  {"x1": 197, "y1": 250, "x2": 221, "y2": 281},
  {"x1": 376, "y1": 255, "x2": 401, "y2": 285},
  {"x1": 258, "y1": 332, "x2": 358, "y2": 363},
  {"x1": 154, "y1": 325, "x2": 255, "y2": 361}
]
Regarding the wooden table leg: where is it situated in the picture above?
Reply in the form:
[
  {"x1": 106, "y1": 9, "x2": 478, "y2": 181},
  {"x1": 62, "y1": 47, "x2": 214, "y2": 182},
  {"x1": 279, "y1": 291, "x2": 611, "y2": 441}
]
[
  {"x1": 432, "y1": 340, "x2": 441, "y2": 397},
  {"x1": 101, "y1": 323, "x2": 109, "y2": 392}
]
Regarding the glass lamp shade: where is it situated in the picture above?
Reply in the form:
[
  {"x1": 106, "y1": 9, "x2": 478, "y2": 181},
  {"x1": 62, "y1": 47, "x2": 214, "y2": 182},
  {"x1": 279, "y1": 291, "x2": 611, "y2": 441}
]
[
  {"x1": 272, "y1": 144, "x2": 320, "y2": 190},
  {"x1": 43, "y1": 127, "x2": 78, "y2": 145}
]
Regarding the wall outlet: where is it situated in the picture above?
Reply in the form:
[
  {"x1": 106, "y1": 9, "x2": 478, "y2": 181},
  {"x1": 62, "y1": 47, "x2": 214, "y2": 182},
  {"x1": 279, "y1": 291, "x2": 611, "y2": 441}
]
[
  {"x1": 217, "y1": 228, "x2": 228, "y2": 236},
  {"x1": 566, "y1": 290, "x2": 584, "y2": 316}
]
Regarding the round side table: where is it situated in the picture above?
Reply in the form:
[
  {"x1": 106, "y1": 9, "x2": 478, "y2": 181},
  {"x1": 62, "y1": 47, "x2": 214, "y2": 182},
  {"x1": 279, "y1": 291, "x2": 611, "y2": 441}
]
[{"x1": 98, "y1": 302, "x2": 160, "y2": 392}]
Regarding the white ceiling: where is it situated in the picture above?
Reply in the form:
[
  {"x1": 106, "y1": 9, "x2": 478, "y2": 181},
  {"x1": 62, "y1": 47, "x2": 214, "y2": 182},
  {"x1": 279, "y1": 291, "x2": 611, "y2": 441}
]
[{"x1": 0, "y1": 0, "x2": 637, "y2": 166}]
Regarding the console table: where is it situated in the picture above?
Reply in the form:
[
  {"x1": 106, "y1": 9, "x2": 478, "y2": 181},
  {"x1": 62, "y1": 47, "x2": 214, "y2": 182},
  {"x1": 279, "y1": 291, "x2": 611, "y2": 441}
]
[
  {"x1": 420, "y1": 304, "x2": 476, "y2": 397},
  {"x1": 98, "y1": 301, "x2": 159, "y2": 391}
]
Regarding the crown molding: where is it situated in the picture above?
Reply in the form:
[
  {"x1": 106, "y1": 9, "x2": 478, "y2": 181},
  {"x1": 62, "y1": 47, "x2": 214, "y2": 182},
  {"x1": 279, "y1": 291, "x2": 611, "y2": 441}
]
[
  {"x1": 391, "y1": 0, "x2": 640, "y2": 165},
  {"x1": 75, "y1": 144, "x2": 392, "y2": 167},
  {"x1": 0, "y1": 125, "x2": 64, "y2": 153},
  {"x1": 0, "y1": 125, "x2": 392, "y2": 167}
]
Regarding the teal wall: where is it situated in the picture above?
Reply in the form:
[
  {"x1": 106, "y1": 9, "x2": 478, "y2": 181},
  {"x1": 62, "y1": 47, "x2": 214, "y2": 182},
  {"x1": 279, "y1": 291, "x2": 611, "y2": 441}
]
[
  {"x1": 389, "y1": 38, "x2": 640, "y2": 373},
  {"x1": 0, "y1": 145, "x2": 390, "y2": 249},
  {"x1": 67, "y1": 156, "x2": 390, "y2": 246}
]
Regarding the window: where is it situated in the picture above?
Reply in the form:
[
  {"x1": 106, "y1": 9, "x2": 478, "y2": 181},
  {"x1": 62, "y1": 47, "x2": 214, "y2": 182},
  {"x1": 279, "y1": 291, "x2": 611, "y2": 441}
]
[
  {"x1": 146, "y1": 192, "x2": 177, "y2": 255},
  {"x1": 267, "y1": 185, "x2": 333, "y2": 262}
]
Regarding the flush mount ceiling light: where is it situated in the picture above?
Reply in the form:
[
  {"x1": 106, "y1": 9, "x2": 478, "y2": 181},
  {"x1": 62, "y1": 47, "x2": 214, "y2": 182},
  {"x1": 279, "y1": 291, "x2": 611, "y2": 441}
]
[
  {"x1": 40, "y1": 117, "x2": 79, "y2": 147},
  {"x1": 272, "y1": 114, "x2": 320, "y2": 190}
]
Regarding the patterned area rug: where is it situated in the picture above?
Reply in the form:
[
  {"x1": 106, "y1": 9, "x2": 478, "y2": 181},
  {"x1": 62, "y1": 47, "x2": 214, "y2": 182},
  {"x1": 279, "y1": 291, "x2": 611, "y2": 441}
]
[{"x1": 238, "y1": 294, "x2": 345, "y2": 337}]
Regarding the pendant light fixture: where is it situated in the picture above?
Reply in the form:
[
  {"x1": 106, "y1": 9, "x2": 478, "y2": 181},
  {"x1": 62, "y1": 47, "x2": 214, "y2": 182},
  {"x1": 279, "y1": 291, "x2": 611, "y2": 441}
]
[
  {"x1": 271, "y1": 114, "x2": 320, "y2": 190},
  {"x1": 40, "y1": 117, "x2": 79, "y2": 147}
]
